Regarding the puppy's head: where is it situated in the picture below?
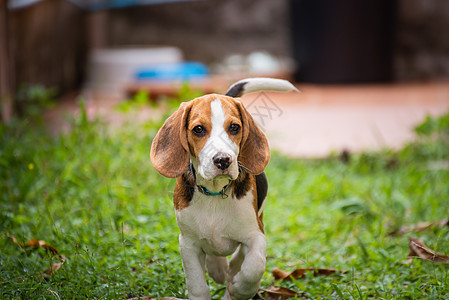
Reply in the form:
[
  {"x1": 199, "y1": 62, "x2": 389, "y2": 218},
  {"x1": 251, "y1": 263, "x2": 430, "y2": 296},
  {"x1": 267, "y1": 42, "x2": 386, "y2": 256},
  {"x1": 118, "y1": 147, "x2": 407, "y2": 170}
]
[{"x1": 150, "y1": 94, "x2": 270, "y2": 180}]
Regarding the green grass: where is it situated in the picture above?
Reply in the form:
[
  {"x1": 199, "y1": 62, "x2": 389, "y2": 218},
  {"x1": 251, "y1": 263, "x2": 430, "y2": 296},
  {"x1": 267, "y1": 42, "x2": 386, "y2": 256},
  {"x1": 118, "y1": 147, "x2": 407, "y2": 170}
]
[{"x1": 1, "y1": 102, "x2": 449, "y2": 299}]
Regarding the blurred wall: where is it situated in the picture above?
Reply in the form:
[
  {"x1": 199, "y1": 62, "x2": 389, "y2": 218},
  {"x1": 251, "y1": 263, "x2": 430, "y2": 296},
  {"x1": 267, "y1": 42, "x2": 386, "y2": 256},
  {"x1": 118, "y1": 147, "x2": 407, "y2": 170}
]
[
  {"x1": 107, "y1": 0, "x2": 449, "y2": 82},
  {"x1": 6, "y1": 0, "x2": 449, "y2": 95},
  {"x1": 107, "y1": 0, "x2": 290, "y2": 64}
]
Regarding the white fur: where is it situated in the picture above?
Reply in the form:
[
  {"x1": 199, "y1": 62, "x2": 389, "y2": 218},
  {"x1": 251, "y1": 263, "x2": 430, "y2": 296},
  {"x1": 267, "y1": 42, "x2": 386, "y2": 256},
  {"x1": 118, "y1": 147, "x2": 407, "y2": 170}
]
[
  {"x1": 227, "y1": 77, "x2": 299, "y2": 97},
  {"x1": 196, "y1": 99, "x2": 239, "y2": 187},
  {"x1": 176, "y1": 188, "x2": 266, "y2": 299}
]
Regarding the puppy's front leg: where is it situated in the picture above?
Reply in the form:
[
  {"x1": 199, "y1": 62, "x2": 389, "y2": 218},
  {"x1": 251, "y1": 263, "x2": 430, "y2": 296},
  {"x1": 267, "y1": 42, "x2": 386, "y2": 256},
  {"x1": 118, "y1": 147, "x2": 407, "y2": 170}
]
[
  {"x1": 179, "y1": 234, "x2": 210, "y2": 300},
  {"x1": 225, "y1": 232, "x2": 266, "y2": 300}
]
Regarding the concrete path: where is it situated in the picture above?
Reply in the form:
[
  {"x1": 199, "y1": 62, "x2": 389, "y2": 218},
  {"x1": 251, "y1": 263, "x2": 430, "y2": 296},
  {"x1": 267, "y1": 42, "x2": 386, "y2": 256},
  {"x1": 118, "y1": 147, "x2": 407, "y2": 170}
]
[{"x1": 239, "y1": 81, "x2": 449, "y2": 157}]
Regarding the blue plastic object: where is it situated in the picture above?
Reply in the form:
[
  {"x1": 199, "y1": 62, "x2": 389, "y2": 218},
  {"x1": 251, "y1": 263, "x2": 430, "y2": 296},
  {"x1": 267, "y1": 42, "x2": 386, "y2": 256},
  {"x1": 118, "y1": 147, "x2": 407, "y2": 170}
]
[
  {"x1": 135, "y1": 62, "x2": 209, "y2": 81},
  {"x1": 63, "y1": 0, "x2": 196, "y2": 12}
]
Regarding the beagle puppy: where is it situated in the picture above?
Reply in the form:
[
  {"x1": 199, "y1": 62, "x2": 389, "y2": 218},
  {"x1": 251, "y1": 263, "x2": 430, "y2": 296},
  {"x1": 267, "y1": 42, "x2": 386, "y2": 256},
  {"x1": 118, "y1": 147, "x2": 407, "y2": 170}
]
[{"x1": 150, "y1": 78, "x2": 297, "y2": 299}]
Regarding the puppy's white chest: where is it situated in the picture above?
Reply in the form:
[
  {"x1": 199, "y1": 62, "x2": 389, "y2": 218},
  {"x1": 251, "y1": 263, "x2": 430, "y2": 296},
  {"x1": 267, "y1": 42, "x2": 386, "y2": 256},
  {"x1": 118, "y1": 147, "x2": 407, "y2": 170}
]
[{"x1": 175, "y1": 191, "x2": 259, "y2": 256}]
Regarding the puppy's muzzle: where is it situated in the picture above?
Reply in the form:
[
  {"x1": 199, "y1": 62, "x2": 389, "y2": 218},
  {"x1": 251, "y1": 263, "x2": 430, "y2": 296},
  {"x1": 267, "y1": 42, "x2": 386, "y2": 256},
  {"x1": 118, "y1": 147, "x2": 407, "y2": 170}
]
[{"x1": 213, "y1": 152, "x2": 232, "y2": 170}]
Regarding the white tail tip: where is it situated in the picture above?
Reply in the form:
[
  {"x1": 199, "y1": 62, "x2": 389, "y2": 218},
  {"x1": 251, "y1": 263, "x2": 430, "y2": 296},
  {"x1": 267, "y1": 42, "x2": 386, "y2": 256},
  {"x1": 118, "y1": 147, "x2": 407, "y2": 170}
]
[{"x1": 225, "y1": 77, "x2": 299, "y2": 98}]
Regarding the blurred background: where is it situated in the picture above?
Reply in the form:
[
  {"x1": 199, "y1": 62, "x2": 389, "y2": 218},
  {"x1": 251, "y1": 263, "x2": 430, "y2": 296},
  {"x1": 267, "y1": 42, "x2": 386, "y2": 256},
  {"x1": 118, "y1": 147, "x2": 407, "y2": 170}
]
[{"x1": 1, "y1": 0, "x2": 449, "y2": 156}]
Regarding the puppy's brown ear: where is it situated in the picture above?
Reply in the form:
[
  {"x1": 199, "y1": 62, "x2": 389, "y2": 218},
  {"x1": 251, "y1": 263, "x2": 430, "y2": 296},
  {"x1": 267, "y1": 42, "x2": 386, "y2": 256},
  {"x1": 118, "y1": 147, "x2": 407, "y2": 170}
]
[
  {"x1": 236, "y1": 101, "x2": 270, "y2": 174},
  {"x1": 150, "y1": 101, "x2": 193, "y2": 178}
]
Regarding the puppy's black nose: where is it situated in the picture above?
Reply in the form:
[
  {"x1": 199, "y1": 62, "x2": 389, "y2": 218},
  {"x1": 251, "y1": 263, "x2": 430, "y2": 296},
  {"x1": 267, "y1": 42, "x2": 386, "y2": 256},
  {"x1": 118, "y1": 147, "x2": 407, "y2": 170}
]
[{"x1": 213, "y1": 153, "x2": 232, "y2": 170}]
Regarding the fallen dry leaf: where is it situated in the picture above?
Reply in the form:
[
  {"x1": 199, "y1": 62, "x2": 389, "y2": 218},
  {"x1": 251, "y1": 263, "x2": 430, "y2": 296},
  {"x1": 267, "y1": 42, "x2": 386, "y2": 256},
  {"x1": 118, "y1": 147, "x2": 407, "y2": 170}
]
[
  {"x1": 43, "y1": 255, "x2": 67, "y2": 276},
  {"x1": 6, "y1": 233, "x2": 67, "y2": 277},
  {"x1": 26, "y1": 238, "x2": 60, "y2": 255},
  {"x1": 273, "y1": 267, "x2": 340, "y2": 281},
  {"x1": 389, "y1": 218, "x2": 449, "y2": 236},
  {"x1": 6, "y1": 233, "x2": 22, "y2": 246},
  {"x1": 405, "y1": 237, "x2": 449, "y2": 264},
  {"x1": 6, "y1": 233, "x2": 61, "y2": 256},
  {"x1": 257, "y1": 285, "x2": 304, "y2": 300}
]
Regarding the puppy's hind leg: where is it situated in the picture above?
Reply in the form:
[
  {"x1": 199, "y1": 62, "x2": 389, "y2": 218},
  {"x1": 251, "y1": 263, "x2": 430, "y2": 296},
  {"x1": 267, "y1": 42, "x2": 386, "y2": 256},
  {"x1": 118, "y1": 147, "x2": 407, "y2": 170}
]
[{"x1": 206, "y1": 255, "x2": 228, "y2": 284}]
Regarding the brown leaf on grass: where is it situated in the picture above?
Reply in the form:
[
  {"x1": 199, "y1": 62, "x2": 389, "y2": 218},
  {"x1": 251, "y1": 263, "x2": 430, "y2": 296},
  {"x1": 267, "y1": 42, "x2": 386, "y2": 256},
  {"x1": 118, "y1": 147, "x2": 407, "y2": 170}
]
[
  {"x1": 6, "y1": 233, "x2": 22, "y2": 245},
  {"x1": 6, "y1": 233, "x2": 61, "y2": 256},
  {"x1": 273, "y1": 267, "x2": 340, "y2": 281},
  {"x1": 389, "y1": 218, "x2": 449, "y2": 236},
  {"x1": 26, "y1": 238, "x2": 60, "y2": 255},
  {"x1": 257, "y1": 285, "x2": 304, "y2": 300},
  {"x1": 6, "y1": 233, "x2": 67, "y2": 277},
  {"x1": 404, "y1": 237, "x2": 449, "y2": 264},
  {"x1": 43, "y1": 255, "x2": 67, "y2": 276}
]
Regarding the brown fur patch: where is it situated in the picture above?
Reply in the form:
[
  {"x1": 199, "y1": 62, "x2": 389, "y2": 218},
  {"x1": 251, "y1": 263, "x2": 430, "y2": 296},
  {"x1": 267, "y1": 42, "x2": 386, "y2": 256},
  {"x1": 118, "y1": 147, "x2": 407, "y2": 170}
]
[
  {"x1": 174, "y1": 165, "x2": 196, "y2": 210},
  {"x1": 232, "y1": 171, "x2": 264, "y2": 232},
  {"x1": 150, "y1": 101, "x2": 193, "y2": 178},
  {"x1": 234, "y1": 100, "x2": 270, "y2": 175},
  {"x1": 186, "y1": 95, "x2": 213, "y2": 160}
]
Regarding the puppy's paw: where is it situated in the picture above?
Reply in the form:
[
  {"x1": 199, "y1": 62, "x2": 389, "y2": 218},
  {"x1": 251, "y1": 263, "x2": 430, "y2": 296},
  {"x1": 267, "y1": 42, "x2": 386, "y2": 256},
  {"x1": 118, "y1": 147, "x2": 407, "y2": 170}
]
[{"x1": 225, "y1": 278, "x2": 260, "y2": 300}]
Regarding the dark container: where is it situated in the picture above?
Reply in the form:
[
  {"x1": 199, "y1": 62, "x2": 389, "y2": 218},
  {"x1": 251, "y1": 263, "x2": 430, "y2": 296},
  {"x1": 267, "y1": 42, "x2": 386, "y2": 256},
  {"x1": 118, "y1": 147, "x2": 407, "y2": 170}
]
[{"x1": 289, "y1": 0, "x2": 397, "y2": 83}]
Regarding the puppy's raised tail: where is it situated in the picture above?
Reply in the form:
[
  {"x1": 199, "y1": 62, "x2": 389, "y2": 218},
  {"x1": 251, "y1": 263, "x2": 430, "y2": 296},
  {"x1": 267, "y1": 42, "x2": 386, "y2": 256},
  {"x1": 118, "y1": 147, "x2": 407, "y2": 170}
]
[{"x1": 225, "y1": 77, "x2": 299, "y2": 98}]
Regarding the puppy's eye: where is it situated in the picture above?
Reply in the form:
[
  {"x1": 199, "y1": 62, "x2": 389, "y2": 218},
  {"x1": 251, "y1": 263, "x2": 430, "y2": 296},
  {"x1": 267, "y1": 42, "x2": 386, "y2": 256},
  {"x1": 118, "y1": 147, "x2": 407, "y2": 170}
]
[
  {"x1": 192, "y1": 125, "x2": 206, "y2": 136},
  {"x1": 229, "y1": 124, "x2": 241, "y2": 135}
]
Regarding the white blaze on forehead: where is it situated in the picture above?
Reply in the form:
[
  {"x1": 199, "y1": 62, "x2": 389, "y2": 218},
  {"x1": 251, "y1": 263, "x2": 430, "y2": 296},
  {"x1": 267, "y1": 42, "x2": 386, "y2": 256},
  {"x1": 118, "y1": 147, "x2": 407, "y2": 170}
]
[
  {"x1": 208, "y1": 99, "x2": 238, "y2": 154},
  {"x1": 211, "y1": 98, "x2": 226, "y2": 134}
]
